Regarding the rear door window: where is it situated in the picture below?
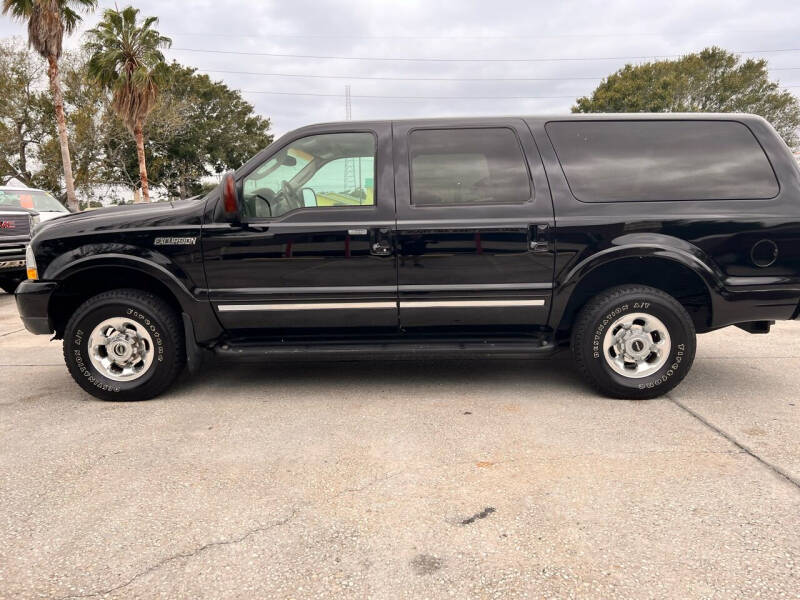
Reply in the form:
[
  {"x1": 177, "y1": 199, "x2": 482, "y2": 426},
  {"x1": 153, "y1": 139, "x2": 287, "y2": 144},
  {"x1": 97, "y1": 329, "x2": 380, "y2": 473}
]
[
  {"x1": 409, "y1": 128, "x2": 531, "y2": 206},
  {"x1": 546, "y1": 120, "x2": 779, "y2": 202}
]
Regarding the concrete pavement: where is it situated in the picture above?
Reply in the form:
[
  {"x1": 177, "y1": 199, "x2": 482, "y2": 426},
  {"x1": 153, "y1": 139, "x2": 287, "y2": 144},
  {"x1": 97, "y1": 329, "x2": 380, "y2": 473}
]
[{"x1": 0, "y1": 292, "x2": 798, "y2": 599}]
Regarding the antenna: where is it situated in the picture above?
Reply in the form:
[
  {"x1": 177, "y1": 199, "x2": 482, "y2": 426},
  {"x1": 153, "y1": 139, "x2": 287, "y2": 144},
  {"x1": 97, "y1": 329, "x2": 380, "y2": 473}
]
[{"x1": 345, "y1": 84, "x2": 352, "y2": 120}]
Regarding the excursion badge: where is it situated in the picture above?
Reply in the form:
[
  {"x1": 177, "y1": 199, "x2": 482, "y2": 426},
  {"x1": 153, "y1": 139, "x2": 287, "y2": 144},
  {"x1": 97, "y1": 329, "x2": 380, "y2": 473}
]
[{"x1": 154, "y1": 236, "x2": 197, "y2": 246}]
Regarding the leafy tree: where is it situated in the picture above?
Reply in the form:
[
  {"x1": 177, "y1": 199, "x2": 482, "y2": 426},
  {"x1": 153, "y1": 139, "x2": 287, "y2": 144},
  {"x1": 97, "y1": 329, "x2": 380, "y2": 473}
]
[
  {"x1": 33, "y1": 48, "x2": 109, "y2": 195},
  {"x1": 1, "y1": 38, "x2": 273, "y2": 202},
  {"x1": 85, "y1": 6, "x2": 170, "y2": 203},
  {"x1": 155, "y1": 63, "x2": 273, "y2": 198},
  {"x1": 2, "y1": 0, "x2": 97, "y2": 210},
  {"x1": 0, "y1": 41, "x2": 47, "y2": 185},
  {"x1": 574, "y1": 47, "x2": 800, "y2": 148},
  {"x1": 100, "y1": 62, "x2": 273, "y2": 198}
]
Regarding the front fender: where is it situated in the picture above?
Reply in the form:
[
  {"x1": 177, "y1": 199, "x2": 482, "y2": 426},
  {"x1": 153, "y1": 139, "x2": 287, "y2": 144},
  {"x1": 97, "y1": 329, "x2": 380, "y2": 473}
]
[
  {"x1": 42, "y1": 246, "x2": 224, "y2": 343},
  {"x1": 43, "y1": 244, "x2": 198, "y2": 309}
]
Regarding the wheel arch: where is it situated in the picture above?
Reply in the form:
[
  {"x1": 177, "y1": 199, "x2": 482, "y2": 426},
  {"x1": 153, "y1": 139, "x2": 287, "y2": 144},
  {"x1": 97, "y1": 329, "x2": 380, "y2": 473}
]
[
  {"x1": 46, "y1": 255, "x2": 209, "y2": 339},
  {"x1": 552, "y1": 245, "x2": 720, "y2": 339}
]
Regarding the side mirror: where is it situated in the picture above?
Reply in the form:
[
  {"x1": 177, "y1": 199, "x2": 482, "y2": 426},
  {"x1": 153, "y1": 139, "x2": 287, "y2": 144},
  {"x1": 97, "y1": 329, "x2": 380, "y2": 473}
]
[
  {"x1": 301, "y1": 187, "x2": 318, "y2": 207},
  {"x1": 221, "y1": 171, "x2": 241, "y2": 222}
]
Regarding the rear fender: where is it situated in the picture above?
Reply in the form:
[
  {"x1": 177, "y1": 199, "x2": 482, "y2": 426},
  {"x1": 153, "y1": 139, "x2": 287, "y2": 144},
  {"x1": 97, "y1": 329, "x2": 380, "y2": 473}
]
[{"x1": 551, "y1": 233, "x2": 724, "y2": 330}]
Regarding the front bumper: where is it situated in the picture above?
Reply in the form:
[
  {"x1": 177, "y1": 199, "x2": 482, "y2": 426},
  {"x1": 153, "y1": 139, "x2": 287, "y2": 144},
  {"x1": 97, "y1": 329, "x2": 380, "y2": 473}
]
[{"x1": 15, "y1": 280, "x2": 57, "y2": 335}]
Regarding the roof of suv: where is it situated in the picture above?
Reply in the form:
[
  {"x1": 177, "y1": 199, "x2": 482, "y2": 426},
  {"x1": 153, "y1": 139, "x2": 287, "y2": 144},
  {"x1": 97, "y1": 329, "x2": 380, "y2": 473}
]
[{"x1": 293, "y1": 112, "x2": 769, "y2": 131}]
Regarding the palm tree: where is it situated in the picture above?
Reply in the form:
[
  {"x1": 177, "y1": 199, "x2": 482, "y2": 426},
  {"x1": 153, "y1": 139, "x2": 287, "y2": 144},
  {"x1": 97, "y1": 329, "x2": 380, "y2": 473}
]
[
  {"x1": 85, "y1": 6, "x2": 170, "y2": 203},
  {"x1": 2, "y1": 0, "x2": 97, "y2": 211}
]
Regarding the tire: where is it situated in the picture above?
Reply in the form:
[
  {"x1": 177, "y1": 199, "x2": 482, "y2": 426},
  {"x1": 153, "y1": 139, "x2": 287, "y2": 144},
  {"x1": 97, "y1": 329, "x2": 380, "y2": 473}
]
[
  {"x1": 571, "y1": 285, "x2": 696, "y2": 399},
  {"x1": 63, "y1": 288, "x2": 185, "y2": 401}
]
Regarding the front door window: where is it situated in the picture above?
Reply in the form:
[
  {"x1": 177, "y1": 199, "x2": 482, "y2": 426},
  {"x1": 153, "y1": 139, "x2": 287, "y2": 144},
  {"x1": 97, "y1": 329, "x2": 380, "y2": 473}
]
[{"x1": 242, "y1": 132, "x2": 376, "y2": 219}]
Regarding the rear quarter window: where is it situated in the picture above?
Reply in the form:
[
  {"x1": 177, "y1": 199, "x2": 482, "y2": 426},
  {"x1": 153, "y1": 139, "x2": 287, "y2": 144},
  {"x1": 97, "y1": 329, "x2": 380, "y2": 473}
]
[{"x1": 545, "y1": 120, "x2": 779, "y2": 202}]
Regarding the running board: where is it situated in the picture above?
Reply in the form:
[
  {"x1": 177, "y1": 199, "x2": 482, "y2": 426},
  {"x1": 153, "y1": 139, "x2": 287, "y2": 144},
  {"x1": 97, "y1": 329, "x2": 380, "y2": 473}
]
[{"x1": 213, "y1": 337, "x2": 556, "y2": 361}]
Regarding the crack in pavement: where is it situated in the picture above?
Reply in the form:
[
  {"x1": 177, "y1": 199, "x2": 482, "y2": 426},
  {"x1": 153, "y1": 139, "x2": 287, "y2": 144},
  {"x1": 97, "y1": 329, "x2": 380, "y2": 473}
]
[
  {"x1": 0, "y1": 328, "x2": 24, "y2": 338},
  {"x1": 52, "y1": 468, "x2": 407, "y2": 599},
  {"x1": 33, "y1": 432, "x2": 771, "y2": 599},
  {"x1": 666, "y1": 394, "x2": 800, "y2": 492},
  {"x1": 323, "y1": 468, "x2": 407, "y2": 503},
  {"x1": 54, "y1": 508, "x2": 299, "y2": 600}
]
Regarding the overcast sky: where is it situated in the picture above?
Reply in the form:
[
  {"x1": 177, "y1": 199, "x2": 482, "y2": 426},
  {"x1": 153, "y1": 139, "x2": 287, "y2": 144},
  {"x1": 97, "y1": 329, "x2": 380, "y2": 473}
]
[{"x1": 2, "y1": 0, "x2": 799, "y2": 138}]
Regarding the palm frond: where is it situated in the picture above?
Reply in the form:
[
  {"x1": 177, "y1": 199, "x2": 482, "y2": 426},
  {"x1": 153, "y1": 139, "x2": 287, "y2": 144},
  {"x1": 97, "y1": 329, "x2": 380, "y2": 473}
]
[
  {"x1": 2, "y1": 0, "x2": 97, "y2": 59},
  {"x1": 85, "y1": 5, "x2": 170, "y2": 132}
]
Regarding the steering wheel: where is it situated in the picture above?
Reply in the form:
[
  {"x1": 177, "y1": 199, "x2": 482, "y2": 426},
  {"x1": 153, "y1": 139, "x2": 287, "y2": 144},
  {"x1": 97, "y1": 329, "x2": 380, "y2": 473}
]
[
  {"x1": 281, "y1": 180, "x2": 301, "y2": 208},
  {"x1": 270, "y1": 180, "x2": 303, "y2": 217},
  {"x1": 251, "y1": 188, "x2": 275, "y2": 218}
]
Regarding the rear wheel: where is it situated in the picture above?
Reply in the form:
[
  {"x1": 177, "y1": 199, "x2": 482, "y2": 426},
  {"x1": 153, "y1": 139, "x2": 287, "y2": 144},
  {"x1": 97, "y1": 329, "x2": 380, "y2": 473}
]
[
  {"x1": 571, "y1": 285, "x2": 696, "y2": 399},
  {"x1": 63, "y1": 289, "x2": 185, "y2": 401}
]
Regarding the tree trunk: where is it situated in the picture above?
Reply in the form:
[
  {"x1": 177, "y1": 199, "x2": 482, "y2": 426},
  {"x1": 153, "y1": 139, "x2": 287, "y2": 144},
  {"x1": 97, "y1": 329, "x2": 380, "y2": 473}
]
[
  {"x1": 17, "y1": 121, "x2": 31, "y2": 183},
  {"x1": 47, "y1": 55, "x2": 77, "y2": 211},
  {"x1": 18, "y1": 138, "x2": 29, "y2": 182},
  {"x1": 133, "y1": 120, "x2": 150, "y2": 203}
]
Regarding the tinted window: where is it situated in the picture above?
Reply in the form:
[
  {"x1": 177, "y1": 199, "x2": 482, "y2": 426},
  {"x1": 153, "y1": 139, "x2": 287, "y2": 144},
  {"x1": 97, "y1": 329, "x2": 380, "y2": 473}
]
[
  {"x1": 409, "y1": 128, "x2": 531, "y2": 206},
  {"x1": 242, "y1": 132, "x2": 376, "y2": 218},
  {"x1": 546, "y1": 120, "x2": 779, "y2": 202}
]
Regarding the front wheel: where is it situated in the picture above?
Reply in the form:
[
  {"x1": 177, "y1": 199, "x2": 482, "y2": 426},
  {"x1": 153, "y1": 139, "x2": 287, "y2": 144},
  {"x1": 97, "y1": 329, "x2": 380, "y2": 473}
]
[
  {"x1": 63, "y1": 289, "x2": 185, "y2": 401},
  {"x1": 571, "y1": 285, "x2": 696, "y2": 399}
]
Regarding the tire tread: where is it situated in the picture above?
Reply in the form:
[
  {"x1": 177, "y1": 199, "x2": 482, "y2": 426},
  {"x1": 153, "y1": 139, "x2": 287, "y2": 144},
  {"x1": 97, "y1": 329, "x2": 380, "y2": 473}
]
[
  {"x1": 63, "y1": 288, "x2": 185, "y2": 401},
  {"x1": 571, "y1": 285, "x2": 696, "y2": 399}
]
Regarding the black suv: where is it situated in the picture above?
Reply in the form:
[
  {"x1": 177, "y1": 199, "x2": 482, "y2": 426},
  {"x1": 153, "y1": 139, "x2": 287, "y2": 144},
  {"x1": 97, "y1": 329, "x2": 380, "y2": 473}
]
[{"x1": 15, "y1": 114, "x2": 800, "y2": 401}]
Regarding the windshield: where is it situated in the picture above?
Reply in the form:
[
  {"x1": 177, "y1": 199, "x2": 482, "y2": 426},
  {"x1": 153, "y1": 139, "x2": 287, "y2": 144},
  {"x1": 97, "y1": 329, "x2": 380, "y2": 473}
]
[
  {"x1": 245, "y1": 147, "x2": 313, "y2": 194},
  {"x1": 0, "y1": 189, "x2": 68, "y2": 212}
]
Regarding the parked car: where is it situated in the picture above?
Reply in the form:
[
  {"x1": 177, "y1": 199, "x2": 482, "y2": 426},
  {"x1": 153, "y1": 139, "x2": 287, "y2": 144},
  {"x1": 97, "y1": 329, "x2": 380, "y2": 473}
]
[
  {"x1": 14, "y1": 113, "x2": 800, "y2": 401},
  {"x1": 0, "y1": 185, "x2": 70, "y2": 222},
  {"x1": 0, "y1": 207, "x2": 38, "y2": 294}
]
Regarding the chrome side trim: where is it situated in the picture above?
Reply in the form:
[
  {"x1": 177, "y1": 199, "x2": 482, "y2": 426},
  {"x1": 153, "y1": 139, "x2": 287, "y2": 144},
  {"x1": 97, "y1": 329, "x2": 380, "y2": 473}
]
[
  {"x1": 402, "y1": 299, "x2": 545, "y2": 308},
  {"x1": 209, "y1": 285, "x2": 397, "y2": 295},
  {"x1": 217, "y1": 299, "x2": 546, "y2": 312},
  {"x1": 218, "y1": 302, "x2": 396, "y2": 312},
  {"x1": 399, "y1": 283, "x2": 551, "y2": 291}
]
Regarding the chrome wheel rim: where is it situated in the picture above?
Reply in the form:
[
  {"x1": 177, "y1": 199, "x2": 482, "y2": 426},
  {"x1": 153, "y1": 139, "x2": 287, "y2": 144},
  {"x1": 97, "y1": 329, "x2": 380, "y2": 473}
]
[
  {"x1": 88, "y1": 317, "x2": 154, "y2": 382},
  {"x1": 602, "y1": 312, "x2": 671, "y2": 379}
]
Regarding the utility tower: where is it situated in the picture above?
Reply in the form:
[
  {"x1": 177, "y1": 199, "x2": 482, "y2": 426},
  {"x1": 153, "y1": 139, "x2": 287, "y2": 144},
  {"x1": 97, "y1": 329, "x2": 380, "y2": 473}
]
[{"x1": 343, "y1": 85, "x2": 356, "y2": 191}]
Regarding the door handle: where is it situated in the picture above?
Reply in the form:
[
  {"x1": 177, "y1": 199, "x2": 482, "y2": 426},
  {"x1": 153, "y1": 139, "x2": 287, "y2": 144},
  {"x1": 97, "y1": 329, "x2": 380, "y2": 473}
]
[
  {"x1": 529, "y1": 224, "x2": 550, "y2": 252},
  {"x1": 369, "y1": 228, "x2": 394, "y2": 256},
  {"x1": 371, "y1": 240, "x2": 392, "y2": 256}
]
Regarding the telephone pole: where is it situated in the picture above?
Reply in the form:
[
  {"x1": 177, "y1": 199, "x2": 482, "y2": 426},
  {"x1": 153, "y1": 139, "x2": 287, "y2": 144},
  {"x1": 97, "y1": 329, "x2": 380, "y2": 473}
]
[{"x1": 344, "y1": 85, "x2": 356, "y2": 190}]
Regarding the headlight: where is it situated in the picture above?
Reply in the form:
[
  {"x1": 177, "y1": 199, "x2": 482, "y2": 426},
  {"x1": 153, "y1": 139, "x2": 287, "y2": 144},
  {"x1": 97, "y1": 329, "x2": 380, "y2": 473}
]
[
  {"x1": 25, "y1": 245, "x2": 38, "y2": 281},
  {"x1": 30, "y1": 213, "x2": 40, "y2": 227}
]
